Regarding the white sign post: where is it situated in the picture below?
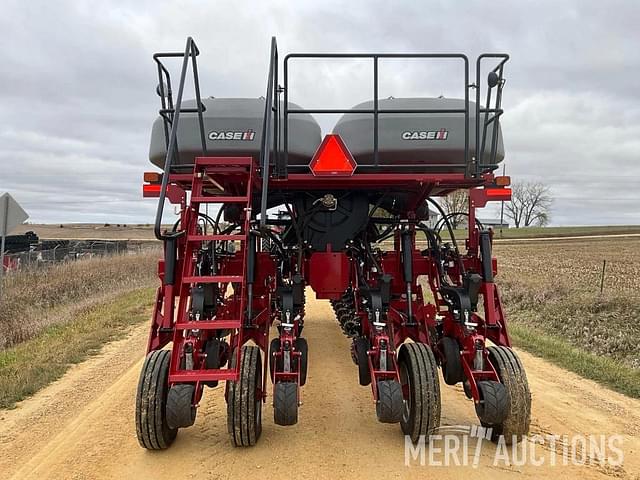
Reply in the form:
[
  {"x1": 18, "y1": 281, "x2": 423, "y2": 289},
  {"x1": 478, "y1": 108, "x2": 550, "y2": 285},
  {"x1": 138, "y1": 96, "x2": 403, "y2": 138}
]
[{"x1": 0, "y1": 193, "x2": 29, "y2": 292}]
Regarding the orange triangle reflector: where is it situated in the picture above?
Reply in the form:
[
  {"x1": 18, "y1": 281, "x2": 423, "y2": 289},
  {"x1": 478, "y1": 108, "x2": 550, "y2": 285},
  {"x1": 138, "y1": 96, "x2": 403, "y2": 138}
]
[{"x1": 309, "y1": 134, "x2": 357, "y2": 176}]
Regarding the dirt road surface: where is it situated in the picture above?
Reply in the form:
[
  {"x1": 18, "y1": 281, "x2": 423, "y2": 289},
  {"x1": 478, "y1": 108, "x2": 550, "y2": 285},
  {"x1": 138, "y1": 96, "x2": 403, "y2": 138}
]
[{"x1": 1, "y1": 298, "x2": 639, "y2": 480}]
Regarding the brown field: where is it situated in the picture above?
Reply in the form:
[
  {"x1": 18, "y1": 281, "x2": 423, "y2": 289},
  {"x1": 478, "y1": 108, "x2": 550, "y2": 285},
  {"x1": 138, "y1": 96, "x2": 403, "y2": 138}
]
[
  {"x1": 11, "y1": 223, "x2": 161, "y2": 240},
  {"x1": 495, "y1": 237, "x2": 640, "y2": 369}
]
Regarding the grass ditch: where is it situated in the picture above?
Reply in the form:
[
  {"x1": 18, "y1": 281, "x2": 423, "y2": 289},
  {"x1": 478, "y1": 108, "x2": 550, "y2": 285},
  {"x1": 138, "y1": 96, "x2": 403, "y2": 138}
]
[
  {"x1": 0, "y1": 287, "x2": 155, "y2": 409},
  {"x1": 509, "y1": 323, "x2": 640, "y2": 398},
  {"x1": 496, "y1": 237, "x2": 640, "y2": 398},
  {"x1": 0, "y1": 251, "x2": 159, "y2": 349}
]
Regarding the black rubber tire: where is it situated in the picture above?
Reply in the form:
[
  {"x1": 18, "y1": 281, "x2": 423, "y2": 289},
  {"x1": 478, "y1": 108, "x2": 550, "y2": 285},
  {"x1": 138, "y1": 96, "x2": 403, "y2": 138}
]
[
  {"x1": 354, "y1": 336, "x2": 371, "y2": 386},
  {"x1": 440, "y1": 337, "x2": 464, "y2": 385},
  {"x1": 475, "y1": 380, "x2": 509, "y2": 426},
  {"x1": 227, "y1": 346, "x2": 263, "y2": 447},
  {"x1": 398, "y1": 342, "x2": 441, "y2": 443},
  {"x1": 203, "y1": 339, "x2": 221, "y2": 387},
  {"x1": 487, "y1": 346, "x2": 532, "y2": 444},
  {"x1": 135, "y1": 350, "x2": 177, "y2": 450},
  {"x1": 269, "y1": 338, "x2": 282, "y2": 383},
  {"x1": 273, "y1": 382, "x2": 298, "y2": 426},
  {"x1": 462, "y1": 380, "x2": 473, "y2": 399},
  {"x1": 350, "y1": 339, "x2": 359, "y2": 365},
  {"x1": 376, "y1": 380, "x2": 404, "y2": 423},
  {"x1": 294, "y1": 337, "x2": 309, "y2": 386},
  {"x1": 204, "y1": 339, "x2": 221, "y2": 369},
  {"x1": 166, "y1": 384, "x2": 197, "y2": 429}
]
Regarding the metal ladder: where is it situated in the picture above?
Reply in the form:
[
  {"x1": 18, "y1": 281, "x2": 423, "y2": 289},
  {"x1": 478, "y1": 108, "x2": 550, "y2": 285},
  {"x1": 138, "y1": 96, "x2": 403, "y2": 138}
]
[{"x1": 169, "y1": 156, "x2": 257, "y2": 384}]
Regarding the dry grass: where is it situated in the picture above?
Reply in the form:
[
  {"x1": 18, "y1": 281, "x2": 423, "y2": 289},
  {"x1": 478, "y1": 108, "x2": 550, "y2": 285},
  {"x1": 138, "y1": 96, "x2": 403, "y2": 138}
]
[
  {"x1": 495, "y1": 237, "x2": 640, "y2": 370},
  {"x1": 0, "y1": 287, "x2": 154, "y2": 408},
  {"x1": 0, "y1": 251, "x2": 160, "y2": 350}
]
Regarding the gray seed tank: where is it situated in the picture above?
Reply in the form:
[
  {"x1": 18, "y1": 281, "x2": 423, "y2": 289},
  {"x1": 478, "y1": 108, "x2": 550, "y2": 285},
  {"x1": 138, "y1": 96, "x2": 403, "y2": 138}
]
[
  {"x1": 149, "y1": 97, "x2": 503, "y2": 172},
  {"x1": 149, "y1": 97, "x2": 322, "y2": 170},
  {"x1": 332, "y1": 97, "x2": 504, "y2": 171}
]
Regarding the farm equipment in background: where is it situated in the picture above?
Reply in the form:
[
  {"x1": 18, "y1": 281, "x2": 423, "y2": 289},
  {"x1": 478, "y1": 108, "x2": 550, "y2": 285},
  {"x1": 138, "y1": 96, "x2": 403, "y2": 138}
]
[
  {"x1": 3, "y1": 231, "x2": 39, "y2": 254},
  {"x1": 137, "y1": 37, "x2": 530, "y2": 449}
]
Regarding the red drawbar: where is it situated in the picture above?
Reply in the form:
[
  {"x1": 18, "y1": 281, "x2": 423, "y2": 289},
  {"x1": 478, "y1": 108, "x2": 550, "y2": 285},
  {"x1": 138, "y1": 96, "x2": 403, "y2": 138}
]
[{"x1": 309, "y1": 134, "x2": 357, "y2": 176}]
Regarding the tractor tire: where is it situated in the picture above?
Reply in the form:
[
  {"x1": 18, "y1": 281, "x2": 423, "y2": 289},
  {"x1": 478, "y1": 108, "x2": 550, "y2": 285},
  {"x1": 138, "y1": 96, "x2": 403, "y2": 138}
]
[
  {"x1": 294, "y1": 337, "x2": 309, "y2": 386},
  {"x1": 440, "y1": 337, "x2": 465, "y2": 385},
  {"x1": 487, "y1": 346, "x2": 532, "y2": 444},
  {"x1": 398, "y1": 342, "x2": 441, "y2": 443},
  {"x1": 273, "y1": 382, "x2": 298, "y2": 426},
  {"x1": 354, "y1": 336, "x2": 371, "y2": 386},
  {"x1": 227, "y1": 346, "x2": 263, "y2": 447},
  {"x1": 166, "y1": 384, "x2": 197, "y2": 429},
  {"x1": 475, "y1": 380, "x2": 509, "y2": 426},
  {"x1": 135, "y1": 350, "x2": 177, "y2": 450},
  {"x1": 376, "y1": 380, "x2": 404, "y2": 423}
]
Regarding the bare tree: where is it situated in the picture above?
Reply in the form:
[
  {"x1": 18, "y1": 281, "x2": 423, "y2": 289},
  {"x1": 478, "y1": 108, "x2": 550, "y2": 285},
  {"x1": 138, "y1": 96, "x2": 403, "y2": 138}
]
[
  {"x1": 440, "y1": 190, "x2": 468, "y2": 229},
  {"x1": 505, "y1": 181, "x2": 552, "y2": 228}
]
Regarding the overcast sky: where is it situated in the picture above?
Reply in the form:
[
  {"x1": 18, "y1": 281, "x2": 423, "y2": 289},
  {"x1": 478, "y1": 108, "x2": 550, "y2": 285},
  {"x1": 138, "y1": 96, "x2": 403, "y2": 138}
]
[{"x1": 1, "y1": 0, "x2": 639, "y2": 226}]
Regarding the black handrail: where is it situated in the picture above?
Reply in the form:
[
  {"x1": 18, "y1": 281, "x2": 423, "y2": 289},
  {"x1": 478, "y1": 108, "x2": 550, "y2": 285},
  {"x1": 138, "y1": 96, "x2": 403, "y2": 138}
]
[
  {"x1": 152, "y1": 37, "x2": 207, "y2": 241},
  {"x1": 283, "y1": 53, "x2": 470, "y2": 177},
  {"x1": 475, "y1": 54, "x2": 509, "y2": 175},
  {"x1": 148, "y1": 41, "x2": 509, "y2": 240},
  {"x1": 282, "y1": 52, "x2": 510, "y2": 178},
  {"x1": 259, "y1": 37, "x2": 278, "y2": 230}
]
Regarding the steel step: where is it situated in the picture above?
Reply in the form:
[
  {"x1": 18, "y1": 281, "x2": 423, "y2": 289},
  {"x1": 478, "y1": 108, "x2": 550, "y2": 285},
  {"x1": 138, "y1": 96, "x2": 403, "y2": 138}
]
[
  {"x1": 187, "y1": 234, "x2": 245, "y2": 242},
  {"x1": 175, "y1": 319, "x2": 241, "y2": 330},
  {"x1": 183, "y1": 275, "x2": 243, "y2": 283},
  {"x1": 190, "y1": 195, "x2": 248, "y2": 203},
  {"x1": 170, "y1": 369, "x2": 239, "y2": 383}
]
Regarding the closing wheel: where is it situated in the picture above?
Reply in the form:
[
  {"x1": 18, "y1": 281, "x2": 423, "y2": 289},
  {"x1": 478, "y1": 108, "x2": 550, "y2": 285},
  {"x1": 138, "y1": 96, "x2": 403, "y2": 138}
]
[
  {"x1": 376, "y1": 380, "x2": 404, "y2": 423},
  {"x1": 398, "y1": 343, "x2": 441, "y2": 443},
  {"x1": 135, "y1": 350, "x2": 177, "y2": 450},
  {"x1": 475, "y1": 380, "x2": 509, "y2": 426},
  {"x1": 354, "y1": 336, "x2": 371, "y2": 386},
  {"x1": 273, "y1": 382, "x2": 298, "y2": 426},
  {"x1": 166, "y1": 384, "x2": 197, "y2": 429},
  {"x1": 203, "y1": 338, "x2": 221, "y2": 387},
  {"x1": 269, "y1": 338, "x2": 282, "y2": 383},
  {"x1": 487, "y1": 346, "x2": 532, "y2": 444},
  {"x1": 227, "y1": 346, "x2": 263, "y2": 447},
  {"x1": 269, "y1": 337, "x2": 308, "y2": 385},
  {"x1": 440, "y1": 337, "x2": 464, "y2": 385},
  {"x1": 294, "y1": 337, "x2": 309, "y2": 386}
]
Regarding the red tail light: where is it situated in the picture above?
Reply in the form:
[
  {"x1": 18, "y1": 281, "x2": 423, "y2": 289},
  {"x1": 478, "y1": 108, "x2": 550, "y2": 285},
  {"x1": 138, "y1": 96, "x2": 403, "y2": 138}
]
[
  {"x1": 143, "y1": 183, "x2": 161, "y2": 197},
  {"x1": 485, "y1": 187, "x2": 512, "y2": 201},
  {"x1": 309, "y1": 134, "x2": 357, "y2": 176}
]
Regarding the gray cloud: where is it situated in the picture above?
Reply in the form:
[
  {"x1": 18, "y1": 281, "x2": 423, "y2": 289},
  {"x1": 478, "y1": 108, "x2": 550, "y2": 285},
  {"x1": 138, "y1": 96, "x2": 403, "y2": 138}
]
[{"x1": 1, "y1": 0, "x2": 639, "y2": 225}]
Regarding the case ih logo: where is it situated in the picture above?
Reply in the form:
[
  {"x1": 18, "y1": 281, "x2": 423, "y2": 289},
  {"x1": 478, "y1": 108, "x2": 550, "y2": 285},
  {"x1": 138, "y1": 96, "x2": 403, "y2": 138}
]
[
  {"x1": 401, "y1": 129, "x2": 448, "y2": 140},
  {"x1": 208, "y1": 130, "x2": 256, "y2": 141}
]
